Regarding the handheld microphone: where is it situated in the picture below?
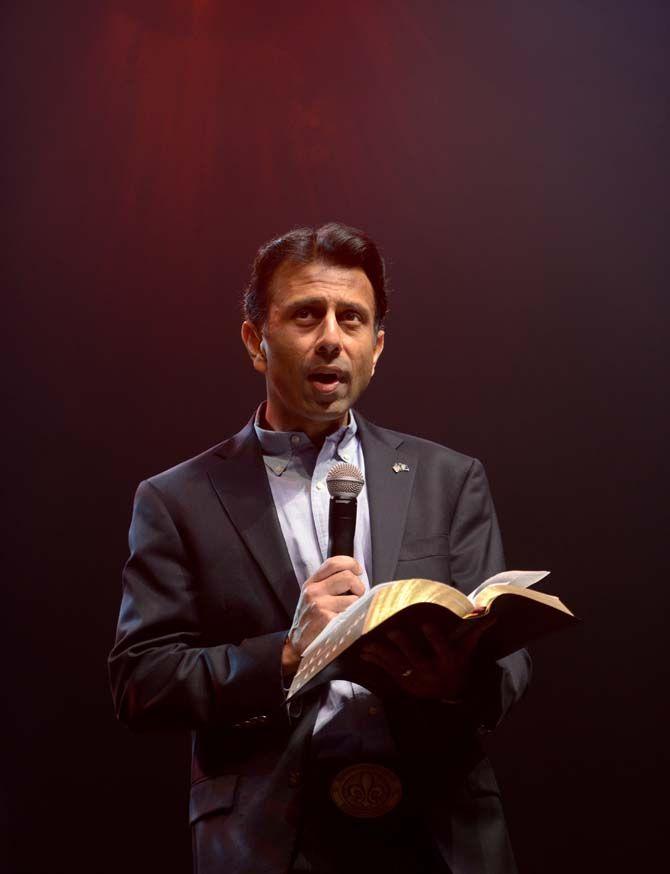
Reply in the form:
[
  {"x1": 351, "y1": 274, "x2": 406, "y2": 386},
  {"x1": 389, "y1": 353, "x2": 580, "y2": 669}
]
[{"x1": 326, "y1": 462, "x2": 365, "y2": 557}]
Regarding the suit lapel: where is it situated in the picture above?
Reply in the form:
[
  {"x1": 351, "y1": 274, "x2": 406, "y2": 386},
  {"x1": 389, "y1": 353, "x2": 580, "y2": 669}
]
[
  {"x1": 208, "y1": 420, "x2": 300, "y2": 620},
  {"x1": 356, "y1": 413, "x2": 417, "y2": 586}
]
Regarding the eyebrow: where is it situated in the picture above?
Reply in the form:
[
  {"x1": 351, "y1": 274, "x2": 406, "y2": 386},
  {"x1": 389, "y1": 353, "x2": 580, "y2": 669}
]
[{"x1": 285, "y1": 296, "x2": 369, "y2": 313}]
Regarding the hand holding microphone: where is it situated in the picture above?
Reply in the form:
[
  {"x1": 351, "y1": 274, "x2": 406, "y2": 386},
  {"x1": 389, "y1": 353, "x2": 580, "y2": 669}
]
[{"x1": 282, "y1": 463, "x2": 366, "y2": 674}]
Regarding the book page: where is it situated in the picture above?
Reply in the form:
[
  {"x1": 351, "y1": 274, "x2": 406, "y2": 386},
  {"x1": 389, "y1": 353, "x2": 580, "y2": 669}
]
[
  {"x1": 474, "y1": 583, "x2": 574, "y2": 615},
  {"x1": 467, "y1": 570, "x2": 550, "y2": 602},
  {"x1": 363, "y1": 579, "x2": 472, "y2": 633}
]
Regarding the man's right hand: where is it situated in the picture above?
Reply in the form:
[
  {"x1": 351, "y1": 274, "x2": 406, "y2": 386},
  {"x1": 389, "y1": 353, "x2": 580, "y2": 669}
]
[{"x1": 282, "y1": 556, "x2": 365, "y2": 675}]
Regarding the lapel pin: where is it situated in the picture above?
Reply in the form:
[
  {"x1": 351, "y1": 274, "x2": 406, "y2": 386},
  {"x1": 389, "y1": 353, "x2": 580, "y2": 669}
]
[{"x1": 392, "y1": 462, "x2": 410, "y2": 473}]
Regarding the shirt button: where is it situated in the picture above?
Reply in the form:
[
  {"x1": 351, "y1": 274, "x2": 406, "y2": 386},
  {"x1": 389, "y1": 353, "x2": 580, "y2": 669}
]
[
  {"x1": 290, "y1": 435, "x2": 300, "y2": 446},
  {"x1": 315, "y1": 482, "x2": 323, "y2": 491},
  {"x1": 341, "y1": 452, "x2": 350, "y2": 460},
  {"x1": 368, "y1": 706, "x2": 379, "y2": 716}
]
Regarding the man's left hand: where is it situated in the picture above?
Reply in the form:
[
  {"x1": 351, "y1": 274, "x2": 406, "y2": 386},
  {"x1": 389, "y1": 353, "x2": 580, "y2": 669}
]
[{"x1": 359, "y1": 612, "x2": 496, "y2": 701}]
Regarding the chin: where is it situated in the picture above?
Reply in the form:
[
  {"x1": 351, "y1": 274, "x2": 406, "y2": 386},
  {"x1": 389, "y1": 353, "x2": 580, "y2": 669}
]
[
  {"x1": 313, "y1": 404, "x2": 348, "y2": 419},
  {"x1": 308, "y1": 398, "x2": 350, "y2": 419}
]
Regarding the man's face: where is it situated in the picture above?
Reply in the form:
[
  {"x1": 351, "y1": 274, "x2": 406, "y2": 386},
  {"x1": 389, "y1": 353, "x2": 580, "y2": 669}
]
[{"x1": 242, "y1": 260, "x2": 384, "y2": 435}]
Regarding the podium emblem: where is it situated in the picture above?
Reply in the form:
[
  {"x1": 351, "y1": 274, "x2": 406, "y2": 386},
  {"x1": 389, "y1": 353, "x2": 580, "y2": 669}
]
[{"x1": 329, "y1": 763, "x2": 402, "y2": 818}]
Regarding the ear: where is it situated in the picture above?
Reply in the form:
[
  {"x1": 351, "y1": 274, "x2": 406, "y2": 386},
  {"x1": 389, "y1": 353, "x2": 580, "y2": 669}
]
[
  {"x1": 241, "y1": 320, "x2": 267, "y2": 374},
  {"x1": 371, "y1": 329, "x2": 385, "y2": 376}
]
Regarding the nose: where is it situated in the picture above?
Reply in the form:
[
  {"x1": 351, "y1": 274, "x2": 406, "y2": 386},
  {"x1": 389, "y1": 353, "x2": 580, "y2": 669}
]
[{"x1": 315, "y1": 310, "x2": 342, "y2": 359}]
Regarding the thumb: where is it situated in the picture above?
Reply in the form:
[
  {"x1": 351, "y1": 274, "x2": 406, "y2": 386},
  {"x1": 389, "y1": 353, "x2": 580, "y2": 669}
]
[{"x1": 456, "y1": 611, "x2": 496, "y2": 652}]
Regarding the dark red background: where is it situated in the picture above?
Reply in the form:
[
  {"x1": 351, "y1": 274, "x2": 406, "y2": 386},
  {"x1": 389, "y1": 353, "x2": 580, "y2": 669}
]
[{"x1": 4, "y1": 2, "x2": 668, "y2": 872}]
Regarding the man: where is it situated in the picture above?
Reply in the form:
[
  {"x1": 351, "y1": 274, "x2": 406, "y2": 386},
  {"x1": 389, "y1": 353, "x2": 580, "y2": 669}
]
[{"x1": 109, "y1": 223, "x2": 530, "y2": 874}]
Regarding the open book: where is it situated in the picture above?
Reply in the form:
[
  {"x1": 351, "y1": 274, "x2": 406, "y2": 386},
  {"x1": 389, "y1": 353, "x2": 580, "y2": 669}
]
[{"x1": 287, "y1": 571, "x2": 576, "y2": 699}]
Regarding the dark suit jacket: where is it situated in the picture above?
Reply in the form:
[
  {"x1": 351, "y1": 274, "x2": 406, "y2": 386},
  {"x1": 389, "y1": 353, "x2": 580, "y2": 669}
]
[{"x1": 109, "y1": 412, "x2": 530, "y2": 874}]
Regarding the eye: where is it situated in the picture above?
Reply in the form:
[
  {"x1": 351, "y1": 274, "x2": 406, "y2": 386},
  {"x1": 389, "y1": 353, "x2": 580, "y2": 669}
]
[
  {"x1": 341, "y1": 310, "x2": 363, "y2": 323},
  {"x1": 294, "y1": 307, "x2": 315, "y2": 320}
]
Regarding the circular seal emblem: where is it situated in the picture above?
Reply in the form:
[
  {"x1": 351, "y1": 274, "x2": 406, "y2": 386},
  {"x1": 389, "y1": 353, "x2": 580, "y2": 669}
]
[{"x1": 329, "y1": 763, "x2": 403, "y2": 818}]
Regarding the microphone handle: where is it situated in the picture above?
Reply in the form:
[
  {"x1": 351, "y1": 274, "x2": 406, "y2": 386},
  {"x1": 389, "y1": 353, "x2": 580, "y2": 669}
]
[{"x1": 328, "y1": 496, "x2": 357, "y2": 557}]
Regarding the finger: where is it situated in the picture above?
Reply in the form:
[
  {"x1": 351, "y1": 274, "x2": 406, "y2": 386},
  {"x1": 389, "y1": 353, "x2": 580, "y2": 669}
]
[
  {"x1": 301, "y1": 572, "x2": 357, "y2": 603},
  {"x1": 310, "y1": 556, "x2": 362, "y2": 582},
  {"x1": 449, "y1": 611, "x2": 496, "y2": 644},
  {"x1": 360, "y1": 639, "x2": 408, "y2": 677},
  {"x1": 317, "y1": 570, "x2": 365, "y2": 597},
  {"x1": 358, "y1": 648, "x2": 390, "y2": 673},
  {"x1": 422, "y1": 612, "x2": 495, "y2": 654},
  {"x1": 366, "y1": 638, "x2": 412, "y2": 673},
  {"x1": 457, "y1": 613, "x2": 497, "y2": 653},
  {"x1": 322, "y1": 594, "x2": 361, "y2": 613},
  {"x1": 385, "y1": 628, "x2": 426, "y2": 668},
  {"x1": 291, "y1": 610, "x2": 337, "y2": 652},
  {"x1": 421, "y1": 622, "x2": 453, "y2": 658}
]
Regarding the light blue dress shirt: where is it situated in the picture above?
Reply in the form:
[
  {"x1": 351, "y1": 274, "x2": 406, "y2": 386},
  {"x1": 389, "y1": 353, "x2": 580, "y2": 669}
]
[{"x1": 254, "y1": 407, "x2": 396, "y2": 761}]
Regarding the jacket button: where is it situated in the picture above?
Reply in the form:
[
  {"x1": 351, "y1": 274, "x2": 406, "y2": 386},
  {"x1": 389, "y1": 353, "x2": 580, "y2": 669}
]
[{"x1": 288, "y1": 770, "x2": 301, "y2": 787}]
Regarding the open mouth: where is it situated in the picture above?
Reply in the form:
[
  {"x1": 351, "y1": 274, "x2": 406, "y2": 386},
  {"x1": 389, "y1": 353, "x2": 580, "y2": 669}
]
[
  {"x1": 307, "y1": 370, "x2": 347, "y2": 393},
  {"x1": 308, "y1": 372, "x2": 340, "y2": 385}
]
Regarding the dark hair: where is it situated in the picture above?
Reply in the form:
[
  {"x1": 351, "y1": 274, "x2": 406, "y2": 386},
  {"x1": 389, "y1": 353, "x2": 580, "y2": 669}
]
[{"x1": 243, "y1": 222, "x2": 389, "y2": 329}]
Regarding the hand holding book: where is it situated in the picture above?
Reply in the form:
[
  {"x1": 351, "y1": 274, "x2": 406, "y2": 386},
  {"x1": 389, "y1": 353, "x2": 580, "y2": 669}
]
[
  {"x1": 287, "y1": 571, "x2": 577, "y2": 700},
  {"x1": 359, "y1": 613, "x2": 496, "y2": 701}
]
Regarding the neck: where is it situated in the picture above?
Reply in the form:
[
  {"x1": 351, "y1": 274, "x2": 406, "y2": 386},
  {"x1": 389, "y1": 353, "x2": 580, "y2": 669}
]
[{"x1": 261, "y1": 403, "x2": 349, "y2": 448}]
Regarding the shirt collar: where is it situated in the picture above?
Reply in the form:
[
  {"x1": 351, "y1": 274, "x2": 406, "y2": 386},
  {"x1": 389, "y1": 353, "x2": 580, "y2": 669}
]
[{"x1": 253, "y1": 404, "x2": 359, "y2": 476}]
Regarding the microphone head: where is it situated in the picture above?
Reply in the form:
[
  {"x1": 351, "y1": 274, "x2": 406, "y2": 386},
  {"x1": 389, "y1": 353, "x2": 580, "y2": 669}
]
[{"x1": 326, "y1": 462, "x2": 365, "y2": 499}]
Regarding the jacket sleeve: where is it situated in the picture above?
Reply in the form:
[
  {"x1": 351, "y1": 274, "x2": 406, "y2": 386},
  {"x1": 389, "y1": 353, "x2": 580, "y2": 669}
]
[
  {"x1": 108, "y1": 480, "x2": 288, "y2": 730},
  {"x1": 449, "y1": 457, "x2": 532, "y2": 731}
]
